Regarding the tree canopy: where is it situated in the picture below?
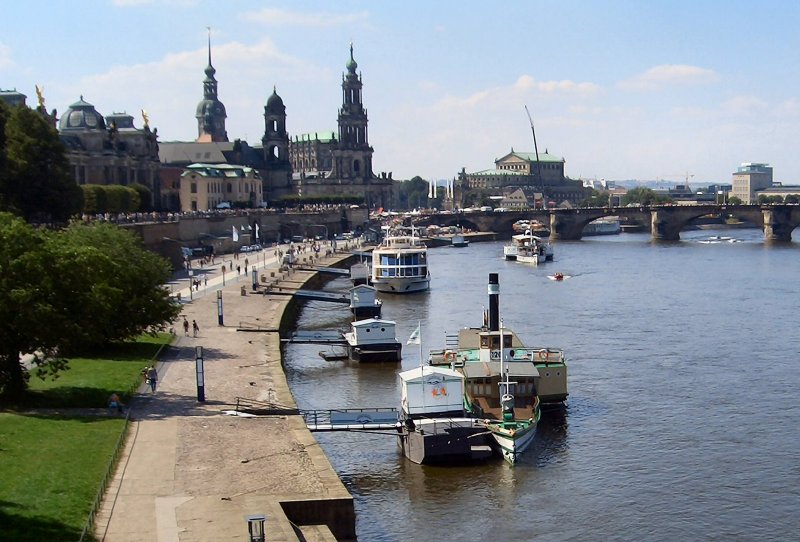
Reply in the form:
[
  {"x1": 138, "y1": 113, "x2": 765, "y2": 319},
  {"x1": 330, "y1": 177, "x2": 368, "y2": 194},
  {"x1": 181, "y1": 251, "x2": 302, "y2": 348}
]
[
  {"x1": 621, "y1": 187, "x2": 672, "y2": 206},
  {"x1": 0, "y1": 213, "x2": 180, "y2": 398},
  {"x1": 0, "y1": 102, "x2": 83, "y2": 223}
]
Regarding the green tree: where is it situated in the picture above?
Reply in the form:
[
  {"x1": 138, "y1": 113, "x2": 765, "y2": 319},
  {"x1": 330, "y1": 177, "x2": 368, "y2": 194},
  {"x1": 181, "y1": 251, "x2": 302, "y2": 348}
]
[
  {"x1": 785, "y1": 194, "x2": 799, "y2": 204},
  {"x1": 0, "y1": 214, "x2": 180, "y2": 397},
  {"x1": 727, "y1": 196, "x2": 742, "y2": 205},
  {"x1": 622, "y1": 187, "x2": 672, "y2": 206},
  {"x1": 130, "y1": 183, "x2": 152, "y2": 211},
  {"x1": 580, "y1": 189, "x2": 611, "y2": 207},
  {"x1": 398, "y1": 176, "x2": 429, "y2": 210},
  {"x1": 1, "y1": 104, "x2": 82, "y2": 223}
]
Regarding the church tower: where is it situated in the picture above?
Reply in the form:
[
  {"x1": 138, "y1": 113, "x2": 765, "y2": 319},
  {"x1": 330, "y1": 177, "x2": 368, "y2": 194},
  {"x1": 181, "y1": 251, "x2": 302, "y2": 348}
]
[
  {"x1": 195, "y1": 30, "x2": 228, "y2": 143},
  {"x1": 261, "y1": 87, "x2": 292, "y2": 190},
  {"x1": 332, "y1": 43, "x2": 373, "y2": 183}
]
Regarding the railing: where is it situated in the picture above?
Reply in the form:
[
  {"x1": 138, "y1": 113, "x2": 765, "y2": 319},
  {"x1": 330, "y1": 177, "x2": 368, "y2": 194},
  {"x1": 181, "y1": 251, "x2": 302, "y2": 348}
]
[
  {"x1": 301, "y1": 407, "x2": 399, "y2": 431},
  {"x1": 234, "y1": 396, "x2": 298, "y2": 415}
]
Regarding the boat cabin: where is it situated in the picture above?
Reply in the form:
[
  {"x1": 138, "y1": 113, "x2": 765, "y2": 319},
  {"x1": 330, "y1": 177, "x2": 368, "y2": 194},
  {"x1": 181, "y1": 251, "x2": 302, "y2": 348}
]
[
  {"x1": 348, "y1": 317, "x2": 398, "y2": 345},
  {"x1": 399, "y1": 366, "x2": 465, "y2": 418}
]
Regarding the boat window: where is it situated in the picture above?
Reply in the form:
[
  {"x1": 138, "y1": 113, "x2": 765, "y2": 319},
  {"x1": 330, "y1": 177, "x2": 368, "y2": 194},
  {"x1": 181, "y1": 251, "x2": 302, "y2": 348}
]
[
  {"x1": 504, "y1": 336, "x2": 512, "y2": 348},
  {"x1": 480, "y1": 336, "x2": 489, "y2": 348}
]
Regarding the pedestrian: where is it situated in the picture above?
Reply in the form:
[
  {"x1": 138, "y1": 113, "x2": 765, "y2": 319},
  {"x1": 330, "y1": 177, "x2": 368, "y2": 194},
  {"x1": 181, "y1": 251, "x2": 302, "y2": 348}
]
[
  {"x1": 203, "y1": 274, "x2": 208, "y2": 287},
  {"x1": 237, "y1": 265, "x2": 241, "y2": 275},
  {"x1": 183, "y1": 317, "x2": 189, "y2": 336},
  {"x1": 192, "y1": 319, "x2": 200, "y2": 337},
  {"x1": 108, "y1": 392, "x2": 125, "y2": 414},
  {"x1": 146, "y1": 365, "x2": 158, "y2": 392}
]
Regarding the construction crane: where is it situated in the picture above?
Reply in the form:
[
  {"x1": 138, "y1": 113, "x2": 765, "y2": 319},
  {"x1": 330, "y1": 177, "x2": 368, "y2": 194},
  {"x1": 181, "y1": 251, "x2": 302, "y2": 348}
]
[{"x1": 524, "y1": 105, "x2": 546, "y2": 210}]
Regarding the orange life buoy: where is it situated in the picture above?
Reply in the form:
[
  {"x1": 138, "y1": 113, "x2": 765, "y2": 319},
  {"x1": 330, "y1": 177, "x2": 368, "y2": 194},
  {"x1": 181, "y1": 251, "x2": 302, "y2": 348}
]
[
  {"x1": 538, "y1": 349, "x2": 548, "y2": 360},
  {"x1": 444, "y1": 351, "x2": 456, "y2": 362}
]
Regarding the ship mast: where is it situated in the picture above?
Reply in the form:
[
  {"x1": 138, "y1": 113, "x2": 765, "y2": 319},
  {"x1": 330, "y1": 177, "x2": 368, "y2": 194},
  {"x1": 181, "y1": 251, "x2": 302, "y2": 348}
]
[{"x1": 525, "y1": 105, "x2": 545, "y2": 210}]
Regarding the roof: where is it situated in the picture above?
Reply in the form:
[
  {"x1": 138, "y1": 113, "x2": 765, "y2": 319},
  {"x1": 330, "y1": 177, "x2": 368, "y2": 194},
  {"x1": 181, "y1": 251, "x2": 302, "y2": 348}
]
[
  {"x1": 293, "y1": 131, "x2": 337, "y2": 143},
  {"x1": 399, "y1": 366, "x2": 463, "y2": 382},
  {"x1": 461, "y1": 361, "x2": 539, "y2": 378},
  {"x1": 501, "y1": 151, "x2": 564, "y2": 163},
  {"x1": 469, "y1": 169, "x2": 525, "y2": 176},
  {"x1": 159, "y1": 141, "x2": 266, "y2": 169}
]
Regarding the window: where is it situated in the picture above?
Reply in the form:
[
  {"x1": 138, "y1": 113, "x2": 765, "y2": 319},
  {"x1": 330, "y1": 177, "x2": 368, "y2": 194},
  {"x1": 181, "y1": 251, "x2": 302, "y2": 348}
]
[
  {"x1": 190, "y1": 183, "x2": 197, "y2": 194},
  {"x1": 227, "y1": 183, "x2": 232, "y2": 193}
]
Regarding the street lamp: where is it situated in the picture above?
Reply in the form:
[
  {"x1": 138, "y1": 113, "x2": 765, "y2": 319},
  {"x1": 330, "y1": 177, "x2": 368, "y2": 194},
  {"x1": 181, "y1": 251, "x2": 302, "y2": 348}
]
[{"x1": 245, "y1": 514, "x2": 266, "y2": 542}]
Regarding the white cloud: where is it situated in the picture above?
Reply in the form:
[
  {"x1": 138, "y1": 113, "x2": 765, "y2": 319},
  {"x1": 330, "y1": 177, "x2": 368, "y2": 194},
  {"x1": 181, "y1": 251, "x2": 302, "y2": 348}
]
[
  {"x1": 241, "y1": 8, "x2": 369, "y2": 27},
  {"x1": 618, "y1": 64, "x2": 718, "y2": 91},
  {"x1": 61, "y1": 38, "x2": 322, "y2": 142},
  {"x1": 514, "y1": 75, "x2": 601, "y2": 95}
]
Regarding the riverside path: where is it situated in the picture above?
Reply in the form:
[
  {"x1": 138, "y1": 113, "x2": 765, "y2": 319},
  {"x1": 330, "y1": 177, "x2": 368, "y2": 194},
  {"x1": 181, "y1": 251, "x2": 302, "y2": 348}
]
[{"x1": 94, "y1": 241, "x2": 360, "y2": 542}]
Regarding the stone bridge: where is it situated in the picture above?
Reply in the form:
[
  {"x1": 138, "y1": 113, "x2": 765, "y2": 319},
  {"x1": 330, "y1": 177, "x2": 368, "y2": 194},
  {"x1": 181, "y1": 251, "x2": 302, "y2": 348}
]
[{"x1": 412, "y1": 205, "x2": 800, "y2": 242}]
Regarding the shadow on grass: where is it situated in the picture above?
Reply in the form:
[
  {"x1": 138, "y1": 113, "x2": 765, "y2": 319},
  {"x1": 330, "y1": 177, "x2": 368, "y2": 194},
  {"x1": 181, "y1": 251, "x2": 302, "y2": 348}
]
[
  {"x1": 0, "y1": 500, "x2": 82, "y2": 542},
  {"x1": 11, "y1": 386, "x2": 127, "y2": 410}
]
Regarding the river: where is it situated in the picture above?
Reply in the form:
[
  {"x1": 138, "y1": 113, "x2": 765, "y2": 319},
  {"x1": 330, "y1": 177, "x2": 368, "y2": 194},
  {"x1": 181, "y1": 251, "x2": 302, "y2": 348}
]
[{"x1": 284, "y1": 228, "x2": 800, "y2": 541}]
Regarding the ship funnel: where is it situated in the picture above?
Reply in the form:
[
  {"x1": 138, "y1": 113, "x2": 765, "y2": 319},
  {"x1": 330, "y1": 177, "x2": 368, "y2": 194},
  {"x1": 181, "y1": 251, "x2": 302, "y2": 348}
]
[{"x1": 488, "y1": 273, "x2": 499, "y2": 332}]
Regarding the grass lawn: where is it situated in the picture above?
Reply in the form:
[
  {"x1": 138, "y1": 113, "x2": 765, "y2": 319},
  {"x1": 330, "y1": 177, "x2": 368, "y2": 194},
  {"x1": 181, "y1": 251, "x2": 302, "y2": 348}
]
[
  {"x1": 0, "y1": 333, "x2": 172, "y2": 541},
  {"x1": 22, "y1": 333, "x2": 172, "y2": 408},
  {"x1": 0, "y1": 413, "x2": 126, "y2": 540}
]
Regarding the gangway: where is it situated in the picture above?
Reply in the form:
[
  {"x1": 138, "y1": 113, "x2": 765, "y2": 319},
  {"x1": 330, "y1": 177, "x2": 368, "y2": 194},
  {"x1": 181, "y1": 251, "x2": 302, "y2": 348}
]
[
  {"x1": 294, "y1": 265, "x2": 350, "y2": 276},
  {"x1": 283, "y1": 329, "x2": 347, "y2": 345},
  {"x1": 301, "y1": 407, "x2": 399, "y2": 432},
  {"x1": 268, "y1": 289, "x2": 350, "y2": 304}
]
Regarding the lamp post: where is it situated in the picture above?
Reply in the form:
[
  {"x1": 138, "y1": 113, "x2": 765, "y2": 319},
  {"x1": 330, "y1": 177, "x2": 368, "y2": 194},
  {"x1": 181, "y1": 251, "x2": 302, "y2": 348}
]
[
  {"x1": 195, "y1": 345, "x2": 205, "y2": 402},
  {"x1": 245, "y1": 514, "x2": 266, "y2": 542},
  {"x1": 251, "y1": 265, "x2": 258, "y2": 291}
]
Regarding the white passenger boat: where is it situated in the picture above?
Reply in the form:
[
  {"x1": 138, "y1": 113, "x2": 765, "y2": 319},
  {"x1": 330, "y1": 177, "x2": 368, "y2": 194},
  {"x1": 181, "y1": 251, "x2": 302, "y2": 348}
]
[
  {"x1": 370, "y1": 227, "x2": 430, "y2": 293},
  {"x1": 503, "y1": 230, "x2": 553, "y2": 264}
]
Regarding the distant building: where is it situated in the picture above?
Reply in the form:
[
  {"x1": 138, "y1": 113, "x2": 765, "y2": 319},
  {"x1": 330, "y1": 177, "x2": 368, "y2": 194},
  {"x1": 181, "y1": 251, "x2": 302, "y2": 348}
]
[
  {"x1": 179, "y1": 163, "x2": 262, "y2": 212},
  {"x1": 0, "y1": 88, "x2": 27, "y2": 107},
  {"x1": 732, "y1": 163, "x2": 772, "y2": 203},
  {"x1": 755, "y1": 185, "x2": 800, "y2": 202},
  {"x1": 58, "y1": 97, "x2": 161, "y2": 208},
  {"x1": 457, "y1": 149, "x2": 589, "y2": 207}
]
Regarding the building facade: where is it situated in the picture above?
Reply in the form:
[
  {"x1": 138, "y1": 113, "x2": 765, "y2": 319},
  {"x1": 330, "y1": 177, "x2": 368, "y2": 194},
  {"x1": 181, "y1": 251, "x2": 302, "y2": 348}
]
[
  {"x1": 732, "y1": 162, "x2": 773, "y2": 203},
  {"x1": 457, "y1": 149, "x2": 588, "y2": 208},
  {"x1": 179, "y1": 163, "x2": 262, "y2": 212},
  {"x1": 58, "y1": 97, "x2": 161, "y2": 208}
]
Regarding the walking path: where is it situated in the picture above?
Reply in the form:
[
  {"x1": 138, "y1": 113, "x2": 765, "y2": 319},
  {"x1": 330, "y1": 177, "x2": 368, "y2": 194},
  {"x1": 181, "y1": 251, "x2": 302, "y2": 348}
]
[{"x1": 95, "y1": 241, "x2": 361, "y2": 542}]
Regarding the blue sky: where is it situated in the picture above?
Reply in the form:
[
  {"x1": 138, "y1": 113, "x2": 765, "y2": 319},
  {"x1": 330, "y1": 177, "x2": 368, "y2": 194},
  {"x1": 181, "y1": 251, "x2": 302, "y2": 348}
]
[{"x1": 3, "y1": 0, "x2": 800, "y2": 185}]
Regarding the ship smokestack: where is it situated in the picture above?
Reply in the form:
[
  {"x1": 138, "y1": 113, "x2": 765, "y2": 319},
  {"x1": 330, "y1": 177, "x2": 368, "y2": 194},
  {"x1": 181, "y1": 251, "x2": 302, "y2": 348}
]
[{"x1": 488, "y1": 273, "x2": 499, "y2": 332}]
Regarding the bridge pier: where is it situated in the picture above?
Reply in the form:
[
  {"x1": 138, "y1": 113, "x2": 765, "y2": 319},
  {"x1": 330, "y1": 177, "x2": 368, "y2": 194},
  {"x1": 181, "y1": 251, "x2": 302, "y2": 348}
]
[
  {"x1": 650, "y1": 209, "x2": 681, "y2": 241},
  {"x1": 763, "y1": 207, "x2": 796, "y2": 242}
]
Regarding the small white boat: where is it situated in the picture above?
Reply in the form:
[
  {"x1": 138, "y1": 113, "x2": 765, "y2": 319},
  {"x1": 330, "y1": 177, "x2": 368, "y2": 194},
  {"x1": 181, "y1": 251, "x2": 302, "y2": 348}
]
[
  {"x1": 342, "y1": 317, "x2": 402, "y2": 362},
  {"x1": 451, "y1": 234, "x2": 469, "y2": 248},
  {"x1": 504, "y1": 230, "x2": 553, "y2": 264}
]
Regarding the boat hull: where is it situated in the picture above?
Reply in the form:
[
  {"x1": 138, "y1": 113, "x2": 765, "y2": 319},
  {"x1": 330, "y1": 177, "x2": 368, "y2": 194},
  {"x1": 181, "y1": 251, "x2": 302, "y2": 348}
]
[
  {"x1": 372, "y1": 277, "x2": 430, "y2": 294},
  {"x1": 485, "y1": 419, "x2": 538, "y2": 464},
  {"x1": 347, "y1": 342, "x2": 402, "y2": 363},
  {"x1": 398, "y1": 418, "x2": 493, "y2": 464}
]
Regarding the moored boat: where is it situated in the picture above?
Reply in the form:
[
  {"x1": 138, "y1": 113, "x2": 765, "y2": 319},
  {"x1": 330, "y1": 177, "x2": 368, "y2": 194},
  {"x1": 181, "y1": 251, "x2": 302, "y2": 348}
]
[
  {"x1": 370, "y1": 226, "x2": 431, "y2": 293},
  {"x1": 583, "y1": 217, "x2": 621, "y2": 236},
  {"x1": 397, "y1": 365, "x2": 493, "y2": 464},
  {"x1": 451, "y1": 233, "x2": 469, "y2": 248},
  {"x1": 342, "y1": 317, "x2": 402, "y2": 362}
]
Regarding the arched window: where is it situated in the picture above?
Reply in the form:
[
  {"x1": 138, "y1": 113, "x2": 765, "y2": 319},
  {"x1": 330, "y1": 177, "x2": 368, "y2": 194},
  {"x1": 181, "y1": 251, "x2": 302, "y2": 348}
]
[{"x1": 353, "y1": 159, "x2": 361, "y2": 173}]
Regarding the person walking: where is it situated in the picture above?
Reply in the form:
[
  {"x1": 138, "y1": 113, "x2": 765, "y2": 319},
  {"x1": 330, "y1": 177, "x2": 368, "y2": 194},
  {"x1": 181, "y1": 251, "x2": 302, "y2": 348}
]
[
  {"x1": 183, "y1": 317, "x2": 189, "y2": 336},
  {"x1": 145, "y1": 365, "x2": 158, "y2": 392},
  {"x1": 192, "y1": 319, "x2": 200, "y2": 337}
]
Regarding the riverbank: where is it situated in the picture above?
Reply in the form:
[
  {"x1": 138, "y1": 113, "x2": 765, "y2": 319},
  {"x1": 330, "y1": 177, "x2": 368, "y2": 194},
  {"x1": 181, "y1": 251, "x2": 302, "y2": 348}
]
[{"x1": 96, "y1": 244, "x2": 358, "y2": 541}]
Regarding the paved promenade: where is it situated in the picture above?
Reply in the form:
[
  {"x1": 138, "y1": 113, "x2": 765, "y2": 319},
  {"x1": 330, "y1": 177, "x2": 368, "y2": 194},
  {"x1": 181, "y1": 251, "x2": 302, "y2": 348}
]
[{"x1": 95, "y1": 243, "x2": 358, "y2": 542}]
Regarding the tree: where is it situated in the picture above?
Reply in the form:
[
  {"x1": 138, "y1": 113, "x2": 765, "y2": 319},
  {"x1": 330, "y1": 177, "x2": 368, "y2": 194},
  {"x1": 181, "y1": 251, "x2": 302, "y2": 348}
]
[
  {"x1": 622, "y1": 187, "x2": 672, "y2": 206},
  {"x1": 397, "y1": 176, "x2": 429, "y2": 210},
  {"x1": 727, "y1": 196, "x2": 742, "y2": 205},
  {"x1": 580, "y1": 189, "x2": 610, "y2": 207},
  {"x1": 1, "y1": 104, "x2": 82, "y2": 223},
  {"x1": 785, "y1": 194, "x2": 799, "y2": 204},
  {"x1": 0, "y1": 213, "x2": 180, "y2": 397}
]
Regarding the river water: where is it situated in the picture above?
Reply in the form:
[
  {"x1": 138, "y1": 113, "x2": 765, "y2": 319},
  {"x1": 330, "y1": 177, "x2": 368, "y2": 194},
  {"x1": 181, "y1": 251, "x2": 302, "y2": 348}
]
[{"x1": 284, "y1": 228, "x2": 800, "y2": 541}]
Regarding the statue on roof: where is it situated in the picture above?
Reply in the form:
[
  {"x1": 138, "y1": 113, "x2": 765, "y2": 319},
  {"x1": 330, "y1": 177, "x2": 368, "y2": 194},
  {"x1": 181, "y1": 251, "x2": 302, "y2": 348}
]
[
  {"x1": 141, "y1": 109, "x2": 150, "y2": 129},
  {"x1": 35, "y1": 84, "x2": 45, "y2": 108}
]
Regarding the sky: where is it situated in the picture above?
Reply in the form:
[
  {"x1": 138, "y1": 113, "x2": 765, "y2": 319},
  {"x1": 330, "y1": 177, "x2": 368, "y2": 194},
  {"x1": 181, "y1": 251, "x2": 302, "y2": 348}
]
[{"x1": 3, "y1": 0, "x2": 800, "y2": 185}]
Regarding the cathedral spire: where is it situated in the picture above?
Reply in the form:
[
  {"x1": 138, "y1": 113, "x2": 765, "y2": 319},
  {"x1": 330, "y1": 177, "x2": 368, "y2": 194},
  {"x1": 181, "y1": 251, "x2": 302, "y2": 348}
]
[{"x1": 195, "y1": 26, "x2": 227, "y2": 142}]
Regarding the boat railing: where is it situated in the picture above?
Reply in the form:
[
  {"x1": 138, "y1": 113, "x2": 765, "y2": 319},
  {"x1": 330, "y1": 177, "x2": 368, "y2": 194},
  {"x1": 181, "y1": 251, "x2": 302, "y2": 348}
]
[{"x1": 451, "y1": 347, "x2": 565, "y2": 364}]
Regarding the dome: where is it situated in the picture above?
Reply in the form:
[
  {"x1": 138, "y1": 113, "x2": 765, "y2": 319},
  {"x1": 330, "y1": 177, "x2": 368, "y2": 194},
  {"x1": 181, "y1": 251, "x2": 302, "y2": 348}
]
[
  {"x1": 346, "y1": 43, "x2": 358, "y2": 73},
  {"x1": 59, "y1": 96, "x2": 106, "y2": 131},
  {"x1": 195, "y1": 99, "x2": 227, "y2": 118},
  {"x1": 265, "y1": 87, "x2": 285, "y2": 113}
]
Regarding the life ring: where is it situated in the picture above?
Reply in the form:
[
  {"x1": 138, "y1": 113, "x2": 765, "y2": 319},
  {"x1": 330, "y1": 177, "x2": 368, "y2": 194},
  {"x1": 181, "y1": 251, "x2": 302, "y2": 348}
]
[
  {"x1": 444, "y1": 351, "x2": 456, "y2": 362},
  {"x1": 538, "y1": 349, "x2": 548, "y2": 360}
]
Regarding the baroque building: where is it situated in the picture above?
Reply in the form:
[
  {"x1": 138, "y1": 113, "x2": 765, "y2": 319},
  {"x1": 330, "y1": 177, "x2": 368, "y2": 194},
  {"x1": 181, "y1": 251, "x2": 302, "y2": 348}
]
[{"x1": 456, "y1": 149, "x2": 589, "y2": 208}]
